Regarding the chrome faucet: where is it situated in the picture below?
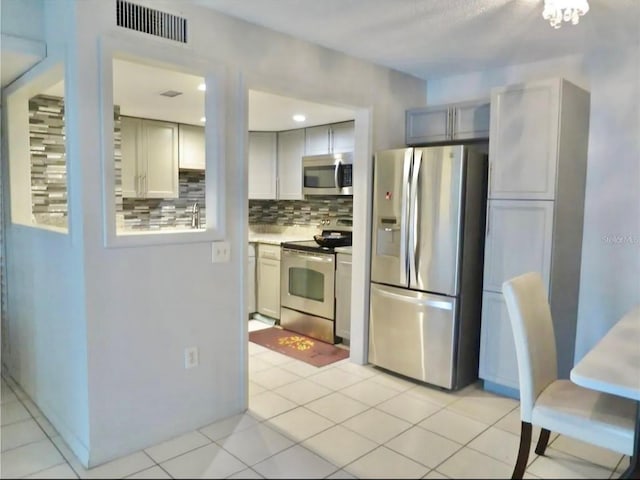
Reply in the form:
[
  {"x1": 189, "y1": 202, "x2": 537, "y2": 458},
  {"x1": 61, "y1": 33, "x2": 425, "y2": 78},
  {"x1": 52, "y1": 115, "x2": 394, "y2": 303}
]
[{"x1": 191, "y1": 202, "x2": 201, "y2": 229}]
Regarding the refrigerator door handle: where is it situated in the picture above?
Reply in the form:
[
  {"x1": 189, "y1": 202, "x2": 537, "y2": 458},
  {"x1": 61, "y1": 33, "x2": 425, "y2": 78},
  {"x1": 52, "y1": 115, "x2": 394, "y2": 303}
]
[
  {"x1": 408, "y1": 149, "x2": 422, "y2": 286},
  {"x1": 376, "y1": 287, "x2": 454, "y2": 311},
  {"x1": 400, "y1": 149, "x2": 412, "y2": 284}
]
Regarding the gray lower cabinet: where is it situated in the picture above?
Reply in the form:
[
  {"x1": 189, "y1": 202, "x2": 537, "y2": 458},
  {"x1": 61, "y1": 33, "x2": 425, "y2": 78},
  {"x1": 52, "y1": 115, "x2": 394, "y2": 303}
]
[
  {"x1": 247, "y1": 243, "x2": 256, "y2": 316},
  {"x1": 335, "y1": 252, "x2": 352, "y2": 340},
  {"x1": 478, "y1": 291, "x2": 519, "y2": 390},
  {"x1": 256, "y1": 243, "x2": 281, "y2": 320}
]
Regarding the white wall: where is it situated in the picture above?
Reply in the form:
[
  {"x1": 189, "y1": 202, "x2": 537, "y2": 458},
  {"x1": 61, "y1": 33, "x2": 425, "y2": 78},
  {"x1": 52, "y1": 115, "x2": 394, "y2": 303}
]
[
  {"x1": 3, "y1": 0, "x2": 426, "y2": 467},
  {"x1": 427, "y1": 44, "x2": 640, "y2": 365},
  {"x1": 0, "y1": 0, "x2": 44, "y2": 41},
  {"x1": 1, "y1": 0, "x2": 92, "y2": 464}
]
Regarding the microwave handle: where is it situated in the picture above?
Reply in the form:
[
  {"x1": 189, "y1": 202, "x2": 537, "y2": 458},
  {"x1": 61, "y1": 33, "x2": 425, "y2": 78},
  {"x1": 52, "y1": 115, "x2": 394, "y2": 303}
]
[{"x1": 334, "y1": 160, "x2": 342, "y2": 188}]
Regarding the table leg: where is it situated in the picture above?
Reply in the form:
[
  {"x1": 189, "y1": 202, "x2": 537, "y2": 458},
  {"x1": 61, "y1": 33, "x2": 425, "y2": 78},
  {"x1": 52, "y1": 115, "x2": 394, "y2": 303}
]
[{"x1": 621, "y1": 401, "x2": 640, "y2": 479}]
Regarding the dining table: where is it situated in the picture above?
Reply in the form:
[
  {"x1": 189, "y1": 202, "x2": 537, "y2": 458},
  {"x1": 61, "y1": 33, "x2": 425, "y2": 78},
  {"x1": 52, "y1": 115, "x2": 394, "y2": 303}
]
[{"x1": 570, "y1": 305, "x2": 640, "y2": 479}]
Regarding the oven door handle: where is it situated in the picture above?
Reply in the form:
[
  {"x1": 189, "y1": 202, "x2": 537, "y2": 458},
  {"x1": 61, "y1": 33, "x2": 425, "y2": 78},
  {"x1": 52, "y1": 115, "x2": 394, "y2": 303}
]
[{"x1": 282, "y1": 250, "x2": 334, "y2": 263}]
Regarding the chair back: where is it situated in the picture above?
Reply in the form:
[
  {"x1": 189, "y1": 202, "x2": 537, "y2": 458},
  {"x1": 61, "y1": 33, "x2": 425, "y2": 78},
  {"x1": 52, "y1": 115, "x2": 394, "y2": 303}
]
[{"x1": 502, "y1": 272, "x2": 558, "y2": 422}]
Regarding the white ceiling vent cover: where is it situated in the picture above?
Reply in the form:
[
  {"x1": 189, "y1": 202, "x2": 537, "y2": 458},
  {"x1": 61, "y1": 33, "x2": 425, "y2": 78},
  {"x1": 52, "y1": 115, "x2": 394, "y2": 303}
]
[{"x1": 116, "y1": 0, "x2": 187, "y2": 44}]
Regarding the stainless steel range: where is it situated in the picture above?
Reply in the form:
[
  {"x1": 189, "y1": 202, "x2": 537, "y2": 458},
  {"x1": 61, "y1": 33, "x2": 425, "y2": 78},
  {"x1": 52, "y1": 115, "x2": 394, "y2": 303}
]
[{"x1": 280, "y1": 218, "x2": 352, "y2": 344}]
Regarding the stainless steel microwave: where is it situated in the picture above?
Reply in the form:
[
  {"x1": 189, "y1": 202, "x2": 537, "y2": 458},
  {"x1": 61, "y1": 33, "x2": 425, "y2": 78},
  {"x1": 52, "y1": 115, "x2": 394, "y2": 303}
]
[{"x1": 302, "y1": 152, "x2": 353, "y2": 196}]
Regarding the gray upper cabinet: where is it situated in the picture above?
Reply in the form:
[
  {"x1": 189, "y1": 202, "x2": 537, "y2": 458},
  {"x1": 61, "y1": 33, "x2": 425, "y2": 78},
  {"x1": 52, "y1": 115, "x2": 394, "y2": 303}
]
[
  {"x1": 121, "y1": 116, "x2": 139, "y2": 198},
  {"x1": 329, "y1": 121, "x2": 355, "y2": 153},
  {"x1": 248, "y1": 131, "x2": 278, "y2": 200},
  {"x1": 305, "y1": 125, "x2": 331, "y2": 155},
  {"x1": 178, "y1": 124, "x2": 205, "y2": 170},
  {"x1": 405, "y1": 100, "x2": 490, "y2": 145},
  {"x1": 277, "y1": 129, "x2": 305, "y2": 200},
  {"x1": 249, "y1": 121, "x2": 353, "y2": 200},
  {"x1": 121, "y1": 116, "x2": 179, "y2": 199},
  {"x1": 305, "y1": 120, "x2": 355, "y2": 155},
  {"x1": 488, "y1": 79, "x2": 562, "y2": 200}
]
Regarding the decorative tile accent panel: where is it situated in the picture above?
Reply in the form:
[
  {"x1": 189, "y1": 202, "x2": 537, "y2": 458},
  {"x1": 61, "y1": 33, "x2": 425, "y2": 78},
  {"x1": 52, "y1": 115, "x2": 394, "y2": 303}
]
[
  {"x1": 29, "y1": 95, "x2": 67, "y2": 228},
  {"x1": 249, "y1": 196, "x2": 353, "y2": 226},
  {"x1": 121, "y1": 170, "x2": 206, "y2": 230},
  {"x1": 114, "y1": 107, "x2": 122, "y2": 219},
  {"x1": 28, "y1": 96, "x2": 122, "y2": 230}
]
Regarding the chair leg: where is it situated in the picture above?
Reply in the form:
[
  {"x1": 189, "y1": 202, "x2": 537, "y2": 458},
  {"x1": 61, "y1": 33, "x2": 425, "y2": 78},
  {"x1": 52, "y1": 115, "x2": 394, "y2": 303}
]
[
  {"x1": 535, "y1": 428, "x2": 551, "y2": 456},
  {"x1": 512, "y1": 421, "x2": 532, "y2": 479}
]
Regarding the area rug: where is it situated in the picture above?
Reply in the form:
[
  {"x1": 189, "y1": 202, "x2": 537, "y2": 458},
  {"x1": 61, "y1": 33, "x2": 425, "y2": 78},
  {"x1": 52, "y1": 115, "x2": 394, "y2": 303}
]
[{"x1": 249, "y1": 327, "x2": 349, "y2": 367}]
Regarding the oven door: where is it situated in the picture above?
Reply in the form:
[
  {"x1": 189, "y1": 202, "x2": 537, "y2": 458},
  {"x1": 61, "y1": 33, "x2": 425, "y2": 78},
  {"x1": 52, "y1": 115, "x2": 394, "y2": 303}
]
[{"x1": 281, "y1": 249, "x2": 335, "y2": 320}]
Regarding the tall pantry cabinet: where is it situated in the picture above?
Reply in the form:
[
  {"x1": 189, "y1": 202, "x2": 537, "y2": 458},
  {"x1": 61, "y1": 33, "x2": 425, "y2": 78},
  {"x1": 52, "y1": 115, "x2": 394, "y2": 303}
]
[{"x1": 479, "y1": 78, "x2": 591, "y2": 393}]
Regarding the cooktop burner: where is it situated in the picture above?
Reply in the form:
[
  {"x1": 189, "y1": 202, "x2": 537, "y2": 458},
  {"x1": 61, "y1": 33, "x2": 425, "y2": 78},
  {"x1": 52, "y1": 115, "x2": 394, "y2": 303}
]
[{"x1": 281, "y1": 217, "x2": 352, "y2": 253}]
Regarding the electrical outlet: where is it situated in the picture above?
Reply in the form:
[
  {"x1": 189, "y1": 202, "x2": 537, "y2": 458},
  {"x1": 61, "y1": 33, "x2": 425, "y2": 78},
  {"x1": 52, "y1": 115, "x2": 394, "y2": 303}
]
[
  {"x1": 211, "y1": 241, "x2": 230, "y2": 263},
  {"x1": 184, "y1": 346, "x2": 199, "y2": 369}
]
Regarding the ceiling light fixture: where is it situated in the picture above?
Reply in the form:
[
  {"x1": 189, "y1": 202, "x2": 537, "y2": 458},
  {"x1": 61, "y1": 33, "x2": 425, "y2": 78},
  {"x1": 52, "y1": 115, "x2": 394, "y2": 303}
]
[
  {"x1": 198, "y1": 83, "x2": 206, "y2": 91},
  {"x1": 542, "y1": 0, "x2": 589, "y2": 28},
  {"x1": 160, "y1": 90, "x2": 183, "y2": 97},
  {"x1": 292, "y1": 114, "x2": 306, "y2": 122},
  {"x1": 200, "y1": 116, "x2": 206, "y2": 122}
]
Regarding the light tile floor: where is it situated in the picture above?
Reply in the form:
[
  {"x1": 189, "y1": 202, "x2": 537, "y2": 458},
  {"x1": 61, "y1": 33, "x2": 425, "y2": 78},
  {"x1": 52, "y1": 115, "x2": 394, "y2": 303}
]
[{"x1": 0, "y1": 320, "x2": 630, "y2": 479}]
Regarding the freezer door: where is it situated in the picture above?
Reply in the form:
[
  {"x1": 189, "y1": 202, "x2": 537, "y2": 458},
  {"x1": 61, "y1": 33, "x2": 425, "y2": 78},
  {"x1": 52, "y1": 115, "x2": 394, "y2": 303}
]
[
  {"x1": 409, "y1": 146, "x2": 465, "y2": 296},
  {"x1": 369, "y1": 282, "x2": 456, "y2": 389},
  {"x1": 371, "y1": 148, "x2": 412, "y2": 288}
]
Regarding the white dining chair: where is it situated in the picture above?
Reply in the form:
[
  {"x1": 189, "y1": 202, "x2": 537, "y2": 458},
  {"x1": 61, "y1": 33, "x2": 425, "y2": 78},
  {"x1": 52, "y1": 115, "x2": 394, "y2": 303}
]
[{"x1": 502, "y1": 272, "x2": 635, "y2": 479}]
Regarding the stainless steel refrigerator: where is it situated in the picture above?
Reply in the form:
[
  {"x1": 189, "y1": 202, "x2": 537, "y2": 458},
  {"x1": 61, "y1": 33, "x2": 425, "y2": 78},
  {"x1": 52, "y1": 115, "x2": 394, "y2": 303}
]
[{"x1": 369, "y1": 145, "x2": 488, "y2": 390}]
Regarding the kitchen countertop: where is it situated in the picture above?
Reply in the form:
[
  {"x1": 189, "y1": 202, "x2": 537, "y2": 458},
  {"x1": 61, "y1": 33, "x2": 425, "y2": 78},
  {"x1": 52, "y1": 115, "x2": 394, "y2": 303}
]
[
  {"x1": 334, "y1": 246, "x2": 352, "y2": 254},
  {"x1": 249, "y1": 225, "x2": 320, "y2": 246},
  {"x1": 248, "y1": 233, "x2": 313, "y2": 245}
]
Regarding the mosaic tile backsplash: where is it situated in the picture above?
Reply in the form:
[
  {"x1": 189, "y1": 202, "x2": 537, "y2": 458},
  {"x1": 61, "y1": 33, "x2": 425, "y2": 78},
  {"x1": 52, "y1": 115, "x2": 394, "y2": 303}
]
[
  {"x1": 122, "y1": 170, "x2": 206, "y2": 230},
  {"x1": 249, "y1": 196, "x2": 353, "y2": 226},
  {"x1": 30, "y1": 95, "x2": 68, "y2": 228},
  {"x1": 29, "y1": 94, "x2": 351, "y2": 230}
]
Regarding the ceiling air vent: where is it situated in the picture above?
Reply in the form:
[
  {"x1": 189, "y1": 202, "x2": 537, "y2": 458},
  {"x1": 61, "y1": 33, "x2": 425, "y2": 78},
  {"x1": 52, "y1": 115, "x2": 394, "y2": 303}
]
[{"x1": 116, "y1": 0, "x2": 188, "y2": 44}]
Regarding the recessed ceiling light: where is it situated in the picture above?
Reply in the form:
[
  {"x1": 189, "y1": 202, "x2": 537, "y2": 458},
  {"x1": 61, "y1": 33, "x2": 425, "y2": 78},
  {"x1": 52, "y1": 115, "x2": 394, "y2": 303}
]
[
  {"x1": 200, "y1": 117, "x2": 206, "y2": 122},
  {"x1": 293, "y1": 114, "x2": 306, "y2": 122},
  {"x1": 198, "y1": 83, "x2": 206, "y2": 91}
]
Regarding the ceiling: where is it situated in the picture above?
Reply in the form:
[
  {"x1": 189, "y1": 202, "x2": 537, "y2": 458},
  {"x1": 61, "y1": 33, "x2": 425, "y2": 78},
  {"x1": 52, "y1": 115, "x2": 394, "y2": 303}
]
[
  {"x1": 19, "y1": 0, "x2": 640, "y2": 131},
  {"x1": 1, "y1": 34, "x2": 46, "y2": 88},
  {"x1": 43, "y1": 59, "x2": 355, "y2": 131},
  {"x1": 193, "y1": 0, "x2": 640, "y2": 80},
  {"x1": 110, "y1": 59, "x2": 354, "y2": 129}
]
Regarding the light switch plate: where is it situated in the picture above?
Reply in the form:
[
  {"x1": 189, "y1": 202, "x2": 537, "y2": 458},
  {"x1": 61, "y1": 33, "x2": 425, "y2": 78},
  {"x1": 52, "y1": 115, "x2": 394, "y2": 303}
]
[
  {"x1": 212, "y1": 241, "x2": 230, "y2": 263},
  {"x1": 184, "y1": 346, "x2": 199, "y2": 369}
]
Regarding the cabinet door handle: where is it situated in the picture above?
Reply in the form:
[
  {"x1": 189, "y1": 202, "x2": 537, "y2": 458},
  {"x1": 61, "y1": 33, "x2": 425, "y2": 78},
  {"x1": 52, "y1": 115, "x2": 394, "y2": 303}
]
[
  {"x1": 488, "y1": 162, "x2": 493, "y2": 197},
  {"x1": 451, "y1": 108, "x2": 457, "y2": 140},
  {"x1": 486, "y1": 207, "x2": 491, "y2": 237},
  {"x1": 328, "y1": 127, "x2": 333, "y2": 153}
]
